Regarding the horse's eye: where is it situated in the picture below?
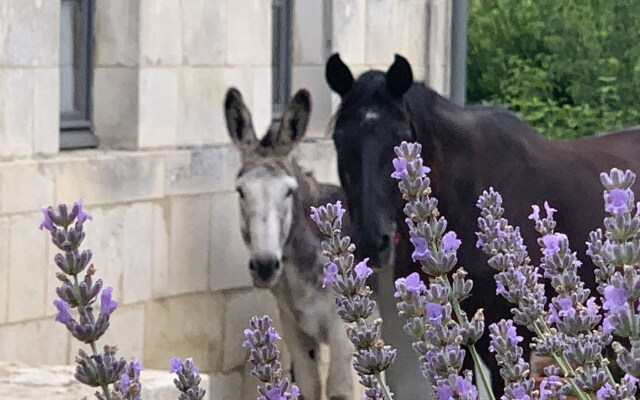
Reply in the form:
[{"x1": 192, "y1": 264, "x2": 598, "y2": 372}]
[{"x1": 236, "y1": 187, "x2": 245, "y2": 199}]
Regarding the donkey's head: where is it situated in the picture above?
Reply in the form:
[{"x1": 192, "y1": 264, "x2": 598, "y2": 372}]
[{"x1": 224, "y1": 87, "x2": 312, "y2": 288}]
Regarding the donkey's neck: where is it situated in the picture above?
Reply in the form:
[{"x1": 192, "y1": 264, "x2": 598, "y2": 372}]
[{"x1": 281, "y1": 160, "x2": 325, "y2": 286}]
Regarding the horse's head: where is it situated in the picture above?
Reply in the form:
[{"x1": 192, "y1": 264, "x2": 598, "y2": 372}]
[
  {"x1": 325, "y1": 53, "x2": 415, "y2": 268},
  {"x1": 224, "y1": 87, "x2": 311, "y2": 288}
]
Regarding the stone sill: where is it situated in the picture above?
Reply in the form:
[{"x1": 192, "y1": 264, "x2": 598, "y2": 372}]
[{"x1": 0, "y1": 362, "x2": 210, "y2": 400}]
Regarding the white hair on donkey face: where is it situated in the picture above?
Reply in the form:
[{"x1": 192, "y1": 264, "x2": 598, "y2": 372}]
[{"x1": 236, "y1": 164, "x2": 298, "y2": 284}]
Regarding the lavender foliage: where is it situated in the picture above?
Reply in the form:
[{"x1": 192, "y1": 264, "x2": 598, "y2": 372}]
[
  {"x1": 170, "y1": 357, "x2": 206, "y2": 400},
  {"x1": 41, "y1": 199, "x2": 201, "y2": 400},
  {"x1": 243, "y1": 315, "x2": 300, "y2": 400},
  {"x1": 310, "y1": 201, "x2": 396, "y2": 399},
  {"x1": 391, "y1": 142, "x2": 483, "y2": 399}
]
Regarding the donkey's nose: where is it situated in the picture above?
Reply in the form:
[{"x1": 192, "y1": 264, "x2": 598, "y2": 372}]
[
  {"x1": 249, "y1": 257, "x2": 280, "y2": 281},
  {"x1": 377, "y1": 234, "x2": 390, "y2": 252}
]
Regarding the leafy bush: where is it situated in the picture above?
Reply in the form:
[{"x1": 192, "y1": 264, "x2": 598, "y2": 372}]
[{"x1": 467, "y1": 0, "x2": 640, "y2": 138}]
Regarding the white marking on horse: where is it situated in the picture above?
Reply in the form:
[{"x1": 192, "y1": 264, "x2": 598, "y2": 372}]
[{"x1": 363, "y1": 109, "x2": 380, "y2": 121}]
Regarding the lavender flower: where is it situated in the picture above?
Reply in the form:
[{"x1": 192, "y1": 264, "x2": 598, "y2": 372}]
[
  {"x1": 310, "y1": 202, "x2": 396, "y2": 399},
  {"x1": 170, "y1": 357, "x2": 206, "y2": 400},
  {"x1": 244, "y1": 315, "x2": 299, "y2": 400},
  {"x1": 115, "y1": 359, "x2": 144, "y2": 400},
  {"x1": 488, "y1": 320, "x2": 535, "y2": 399},
  {"x1": 391, "y1": 141, "x2": 485, "y2": 399}
]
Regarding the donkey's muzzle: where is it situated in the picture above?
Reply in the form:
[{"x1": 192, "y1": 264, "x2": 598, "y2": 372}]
[{"x1": 249, "y1": 257, "x2": 281, "y2": 282}]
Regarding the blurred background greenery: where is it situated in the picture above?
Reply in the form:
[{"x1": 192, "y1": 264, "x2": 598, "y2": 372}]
[{"x1": 467, "y1": 0, "x2": 640, "y2": 139}]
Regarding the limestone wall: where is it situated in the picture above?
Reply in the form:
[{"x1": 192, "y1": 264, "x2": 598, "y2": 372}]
[{"x1": 0, "y1": 1, "x2": 448, "y2": 399}]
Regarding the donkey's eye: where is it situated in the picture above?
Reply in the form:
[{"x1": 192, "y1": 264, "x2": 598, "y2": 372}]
[
  {"x1": 285, "y1": 188, "x2": 294, "y2": 198},
  {"x1": 236, "y1": 187, "x2": 245, "y2": 199}
]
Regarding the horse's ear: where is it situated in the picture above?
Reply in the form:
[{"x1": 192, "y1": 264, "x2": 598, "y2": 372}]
[
  {"x1": 262, "y1": 89, "x2": 312, "y2": 156},
  {"x1": 325, "y1": 53, "x2": 354, "y2": 97},
  {"x1": 224, "y1": 87, "x2": 258, "y2": 152},
  {"x1": 386, "y1": 54, "x2": 413, "y2": 97}
]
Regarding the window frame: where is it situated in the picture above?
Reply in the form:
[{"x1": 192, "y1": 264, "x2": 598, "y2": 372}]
[
  {"x1": 59, "y1": 0, "x2": 99, "y2": 149},
  {"x1": 272, "y1": 0, "x2": 293, "y2": 119}
]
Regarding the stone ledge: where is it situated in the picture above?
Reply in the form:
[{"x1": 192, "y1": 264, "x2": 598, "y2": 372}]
[
  {"x1": 0, "y1": 362, "x2": 210, "y2": 400},
  {"x1": 0, "y1": 139, "x2": 338, "y2": 216}
]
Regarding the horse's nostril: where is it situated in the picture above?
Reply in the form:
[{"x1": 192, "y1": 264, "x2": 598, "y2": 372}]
[{"x1": 378, "y1": 235, "x2": 390, "y2": 251}]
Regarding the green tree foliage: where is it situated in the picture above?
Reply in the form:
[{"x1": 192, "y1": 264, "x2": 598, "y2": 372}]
[{"x1": 467, "y1": 0, "x2": 640, "y2": 138}]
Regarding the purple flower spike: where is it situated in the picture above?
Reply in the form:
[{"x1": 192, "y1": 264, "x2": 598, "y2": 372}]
[
  {"x1": 169, "y1": 357, "x2": 182, "y2": 373},
  {"x1": 73, "y1": 198, "x2": 93, "y2": 225},
  {"x1": 605, "y1": 188, "x2": 631, "y2": 214},
  {"x1": 334, "y1": 200, "x2": 345, "y2": 222},
  {"x1": 322, "y1": 262, "x2": 339, "y2": 288},
  {"x1": 405, "y1": 272, "x2": 426, "y2": 294},
  {"x1": 53, "y1": 299, "x2": 73, "y2": 325},
  {"x1": 442, "y1": 231, "x2": 461, "y2": 252},
  {"x1": 410, "y1": 236, "x2": 431, "y2": 262},
  {"x1": 391, "y1": 157, "x2": 408, "y2": 179},
  {"x1": 354, "y1": 258, "x2": 373, "y2": 279},
  {"x1": 425, "y1": 302, "x2": 444, "y2": 324},
  {"x1": 309, "y1": 207, "x2": 321, "y2": 225},
  {"x1": 39, "y1": 207, "x2": 55, "y2": 232},
  {"x1": 100, "y1": 287, "x2": 118, "y2": 317}
]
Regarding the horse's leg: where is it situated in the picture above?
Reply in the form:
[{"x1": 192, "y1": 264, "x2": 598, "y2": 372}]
[
  {"x1": 325, "y1": 321, "x2": 353, "y2": 400},
  {"x1": 278, "y1": 307, "x2": 321, "y2": 400}
]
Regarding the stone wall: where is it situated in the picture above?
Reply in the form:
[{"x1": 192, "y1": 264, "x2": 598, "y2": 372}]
[{"x1": 0, "y1": 1, "x2": 449, "y2": 399}]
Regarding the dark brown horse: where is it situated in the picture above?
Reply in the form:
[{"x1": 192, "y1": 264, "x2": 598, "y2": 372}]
[{"x1": 324, "y1": 53, "x2": 640, "y2": 396}]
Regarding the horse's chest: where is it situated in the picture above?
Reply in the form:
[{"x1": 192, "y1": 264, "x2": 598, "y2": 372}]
[{"x1": 273, "y1": 264, "x2": 335, "y2": 341}]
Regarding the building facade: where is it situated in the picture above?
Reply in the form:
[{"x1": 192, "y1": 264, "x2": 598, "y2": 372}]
[{"x1": 0, "y1": 0, "x2": 453, "y2": 398}]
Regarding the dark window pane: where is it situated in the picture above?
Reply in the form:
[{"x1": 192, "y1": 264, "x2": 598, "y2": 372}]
[
  {"x1": 60, "y1": 0, "x2": 98, "y2": 149},
  {"x1": 272, "y1": 0, "x2": 291, "y2": 118}
]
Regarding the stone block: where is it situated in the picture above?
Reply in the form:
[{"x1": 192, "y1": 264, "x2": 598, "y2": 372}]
[
  {"x1": 0, "y1": 162, "x2": 54, "y2": 215},
  {"x1": 94, "y1": 0, "x2": 140, "y2": 67},
  {"x1": 291, "y1": 65, "x2": 333, "y2": 138},
  {"x1": 226, "y1": 0, "x2": 271, "y2": 66},
  {"x1": 332, "y1": 0, "x2": 366, "y2": 65},
  {"x1": 33, "y1": 68, "x2": 59, "y2": 154},
  {"x1": 365, "y1": 0, "x2": 396, "y2": 65},
  {"x1": 294, "y1": 140, "x2": 340, "y2": 185},
  {"x1": 222, "y1": 289, "x2": 282, "y2": 372},
  {"x1": 0, "y1": 319, "x2": 69, "y2": 365},
  {"x1": 93, "y1": 67, "x2": 139, "y2": 149},
  {"x1": 208, "y1": 192, "x2": 252, "y2": 292},
  {"x1": 177, "y1": 67, "x2": 271, "y2": 146},
  {"x1": 139, "y1": 68, "x2": 179, "y2": 148},
  {"x1": 144, "y1": 294, "x2": 224, "y2": 372},
  {"x1": 427, "y1": 0, "x2": 452, "y2": 96},
  {"x1": 0, "y1": 68, "x2": 34, "y2": 157},
  {"x1": 0, "y1": 362, "x2": 211, "y2": 400},
  {"x1": 165, "y1": 147, "x2": 239, "y2": 197},
  {"x1": 181, "y1": 0, "x2": 226, "y2": 66},
  {"x1": 151, "y1": 201, "x2": 169, "y2": 298},
  {"x1": 292, "y1": 0, "x2": 326, "y2": 65},
  {"x1": 140, "y1": 0, "x2": 182, "y2": 66},
  {"x1": 0, "y1": 219, "x2": 9, "y2": 323},
  {"x1": 4, "y1": 0, "x2": 58, "y2": 66},
  {"x1": 122, "y1": 202, "x2": 153, "y2": 304},
  {"x1": 208, "y1": 371, "x2": 242, "y2": 400},
  {"x1": 395, "y1": 1, "x2": 428, "y2": 72},
  {"x1": 70, "y1": 304, "x2": 145, "y2": 362},
  {"x1": 51, "y1": 152, "x2": 164, "y2": 206},
  {"x1": 160, "y1": 195, "x2": 211, "y2": 297},
  {"x1": 8, "y1": 213, "x2": 47, "y2": 322}
]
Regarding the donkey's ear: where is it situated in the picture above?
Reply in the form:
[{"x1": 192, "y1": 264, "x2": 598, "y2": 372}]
[
  {"x1": 262, "y1": 89, "x2": 312, "y2": 156},
  {"x1": 325, "y1": 53, "x2": 354, "y2": 97},
  {"x1": 224, "y1": 87, "x2": 258, "y2": 152},
  {"x1": 386, "y1": 54, "x2": 413, "y2": 97}
]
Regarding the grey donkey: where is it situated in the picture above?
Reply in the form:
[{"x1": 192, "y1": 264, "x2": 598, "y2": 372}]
[{"x1": 224, "y1": 87, "x2": 359, "y2": 400}]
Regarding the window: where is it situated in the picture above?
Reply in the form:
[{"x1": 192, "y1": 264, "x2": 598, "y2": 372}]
[
  {"x1": 60, "y1": 0, "x2": 98, "y2": 149},
  {"x1": 272, "y1": 0, "x2": 292, "y2": 119}
]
